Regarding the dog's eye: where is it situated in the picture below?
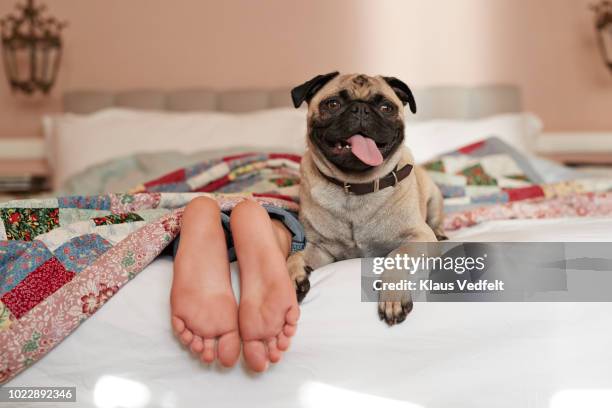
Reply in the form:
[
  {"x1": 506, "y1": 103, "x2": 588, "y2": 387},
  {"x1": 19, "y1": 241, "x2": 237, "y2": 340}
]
[
  {"x1": 379, "y1": 102, "x2": 395, "y2": 114},
  {"x1": 324, "y1": 99, "x2": 341, "y2": 111}
]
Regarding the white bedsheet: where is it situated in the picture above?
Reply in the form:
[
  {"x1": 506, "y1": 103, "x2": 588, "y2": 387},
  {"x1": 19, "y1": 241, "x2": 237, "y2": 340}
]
[{"x1": 9, "y1": 217, "x2": 612, "y2": 408}]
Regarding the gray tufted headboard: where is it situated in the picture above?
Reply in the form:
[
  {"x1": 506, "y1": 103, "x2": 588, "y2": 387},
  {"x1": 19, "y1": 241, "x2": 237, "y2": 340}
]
[{"x1": 63, "y1": 84, "x2": 521, "y2": 120}]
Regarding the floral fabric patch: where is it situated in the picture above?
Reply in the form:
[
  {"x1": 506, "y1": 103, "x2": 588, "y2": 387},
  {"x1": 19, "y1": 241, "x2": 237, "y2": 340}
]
[
  {"x1": 0, "y1": 240, "x2": 53, "y2": 295},
  {"x1": 54, "y1": 234, "x2": 112, "y2": 273},
  {"x1": 91, "y1": 213, "x2": 144, "y2": 226},
  {"x1": 80, "y1": 283, "x2": 119, "y2": 316},
  {"x1": 226, "y1": 154, "x2": 267, "y2": 171},
  {"x1": 1, "y1": 257, "x2": 75, "y2": 318},
  {"x1": 58, "y1": 196, "x2": 111, "y2": 210},
  {"x1": 109, "y1": 193, "x2": 161, "y2": 213},
  {"x1": 59, "y1": 208, "x2": 110, "y2": 226},
  {"x1": 94, "y1": 222, "x2": 147, "y2": 246},
  {"x1": 184, "y1": 160, "x2": 219, "y2": 178},
  {"x1": 0, "y1": 198, "x2": 58, "y2": 209},
  {"x1": 0, "y1": 301, "x2": 13, "y2": 331},
  {"x1": 458, "y1": 164, "x2": 497, "y2": 186},
  {"x1": 0, "y1": 208, "x2": 60, "y2": 241},
  {"x1": 273, "y1": 177, "x2": 298, "y2": 187},
  {"x1": 424, "y1": 160, "x2": 445, "y2": 172}
]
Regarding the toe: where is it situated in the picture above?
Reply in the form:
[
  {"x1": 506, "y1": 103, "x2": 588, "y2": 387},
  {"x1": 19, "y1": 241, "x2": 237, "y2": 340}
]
[
  {"x1": 385, "y1": 302, "x2": 395, "y2": 323},
  {"x1": 285, "y1": 305, "x2": 300, "y2": 326},
  {"x1": 283, "y1": 323, "x2": 297, "y2": 337},
  {"x1": 201, "y1": 338, "x2": 217, "y2": 363},
  {"x1": 393, "y1": 302, "x2": 405, "y2": 322},
  {"x1": 378, "y1": 302, "x2": 386, "y2": 320},
  {"x1": 180, "y1": 328, "x2": 194, "y2": 346},
  {"x1": 267, "y1": 338, "x2": 282, "y2": 363},
  {"x1": 217, "y1": 331, "x2": 241, "y2": 368},
  {"x1": 190, "y1": 335, "x2": 204, "y2": 354},
  {"x1": 172, "y1": 316, "x2": 185, "y2": 334},
  {"x1": 277, "y1": 332, "x2": 291, "y2": 351},
  {"x1": 243, "y1": 340, "x2": 269, "y2": 372}
]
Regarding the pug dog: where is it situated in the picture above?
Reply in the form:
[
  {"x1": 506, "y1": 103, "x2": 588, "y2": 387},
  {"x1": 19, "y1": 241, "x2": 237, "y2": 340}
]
[{"x1": 287, "y1": 72, "x2": 446, "y2": 325}]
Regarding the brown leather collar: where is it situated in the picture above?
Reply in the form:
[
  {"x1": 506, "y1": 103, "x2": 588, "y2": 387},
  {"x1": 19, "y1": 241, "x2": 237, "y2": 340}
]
[{"x1": 319, "y1": 163, "x2": 413, "y2": 195}]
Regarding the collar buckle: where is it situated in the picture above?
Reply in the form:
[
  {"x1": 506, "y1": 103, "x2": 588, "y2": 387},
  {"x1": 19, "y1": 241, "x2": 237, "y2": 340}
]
[
  {"x1": 391, "y1": 170, "x2": 399, "y2": 186},
  {"x1": 343, "y1": 182, "x2": 352, "y2": 194}
]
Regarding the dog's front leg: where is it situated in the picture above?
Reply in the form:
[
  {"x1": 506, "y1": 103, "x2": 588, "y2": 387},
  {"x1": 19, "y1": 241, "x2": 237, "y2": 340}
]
[
  {"x1": 378, "y1": 226, "x2": 437, "y2": 326},
  {"x1": 287, "y1": 242, "x2": 334, "y2": 303}
]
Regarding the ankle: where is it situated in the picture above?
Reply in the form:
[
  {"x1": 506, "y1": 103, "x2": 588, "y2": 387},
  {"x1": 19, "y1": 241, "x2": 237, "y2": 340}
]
[{"x1": 271, "y1": 219, "x2": 292, "y2": 257}]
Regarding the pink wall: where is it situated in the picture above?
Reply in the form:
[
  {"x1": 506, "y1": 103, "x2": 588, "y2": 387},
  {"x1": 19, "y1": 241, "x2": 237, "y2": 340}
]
[{"x1": 0, "y1": 0, "x2": 610, "y2": 138}]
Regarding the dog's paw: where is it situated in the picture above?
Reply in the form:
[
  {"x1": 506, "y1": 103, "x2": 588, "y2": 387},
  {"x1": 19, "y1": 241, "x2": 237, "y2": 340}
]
[
  {"x1": 377, "y1": 300, "x2": 413, "y2": 326},
  {"x1": 288, "y1": 251, "x2": 312, "y2": 303},
  {"x1": 377, "y1": 265, "x2": 413, "y2": 325},
  {"x1": 295, "y1": 273, "x2": 311, "y2": 303}
]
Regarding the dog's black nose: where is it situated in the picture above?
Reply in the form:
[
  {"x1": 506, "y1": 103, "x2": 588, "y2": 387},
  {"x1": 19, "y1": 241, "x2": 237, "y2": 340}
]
[{"x1": 350, "y1": 102, "x2": 371, "y2": 117}]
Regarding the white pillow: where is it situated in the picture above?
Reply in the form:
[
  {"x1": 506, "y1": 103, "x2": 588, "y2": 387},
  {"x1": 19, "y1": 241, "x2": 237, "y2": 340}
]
[
  {"x1": 44, "y1": 108, "x2": 542, "y2": 189},
  {"x1": 405, "y1": 113, "x2": 542, "y2": 163},
  {"x1": 44, "y1": 108, "x2": 307, "y2": 189}
]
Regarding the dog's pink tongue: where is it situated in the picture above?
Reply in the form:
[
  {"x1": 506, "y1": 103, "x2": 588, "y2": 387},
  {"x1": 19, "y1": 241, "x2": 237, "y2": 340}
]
[{"x1": 348, "y1": 134, "x2": 383, "y2": 166}]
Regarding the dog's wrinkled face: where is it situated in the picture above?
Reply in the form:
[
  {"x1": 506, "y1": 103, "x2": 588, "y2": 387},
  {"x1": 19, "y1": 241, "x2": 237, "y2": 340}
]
[{"x1": 291, "y1": 73, "x2": 416, "y2": 173}]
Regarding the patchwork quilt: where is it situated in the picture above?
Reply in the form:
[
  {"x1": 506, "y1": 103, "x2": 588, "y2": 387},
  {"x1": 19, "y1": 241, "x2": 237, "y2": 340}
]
[
  {"x1": 425, "y1": 137, "x2": 545, "y2": 211},
  {"x1": 1, "y1": 141, "x2": 611, "y2": 384},
  {"x1": 422, "y1": 138, "x2": 612, "y2": 229}
]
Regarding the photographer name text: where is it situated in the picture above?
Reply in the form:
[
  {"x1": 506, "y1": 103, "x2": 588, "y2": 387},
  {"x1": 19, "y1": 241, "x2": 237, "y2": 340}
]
[{"x1": 373, "y1": 279, "x2": 505, "y2": 292}]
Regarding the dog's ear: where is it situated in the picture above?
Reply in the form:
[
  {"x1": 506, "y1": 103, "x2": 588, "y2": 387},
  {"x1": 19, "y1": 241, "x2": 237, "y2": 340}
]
[
  {"x1": 291, "y1": 71, "x2": 339, "y2": 108},
  {"x1": 382, "y1": 76, "x2": 417, "y2": 114}
]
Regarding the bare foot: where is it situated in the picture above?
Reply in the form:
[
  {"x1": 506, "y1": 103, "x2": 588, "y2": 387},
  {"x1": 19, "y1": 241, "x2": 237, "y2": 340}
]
[
  {"x1": 171, "y1": 197, "x2": 241, "y2": 367},
  {"x1": 230, "y1": 200, "x2": 300, "y2": 372},
  {"x1": 238, "y1": 261, "x2": 299, "y2": 372}
]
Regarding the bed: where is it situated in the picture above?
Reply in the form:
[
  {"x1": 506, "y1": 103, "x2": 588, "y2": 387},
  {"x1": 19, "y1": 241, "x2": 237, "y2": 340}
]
[{"x1": 3, "y1": 85, "x2": 612, "y2": 408}]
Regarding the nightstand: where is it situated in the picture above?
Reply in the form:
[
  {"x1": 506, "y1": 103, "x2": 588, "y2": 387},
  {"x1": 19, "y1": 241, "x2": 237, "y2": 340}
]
[
  {"x1": 0, "y1": 138, "x2": 50, "y2": 202},
  {"x1": 536, "y1": 132, "x2": 612, "y2": 176},
  {"x1": 540, "y1": 152, "x2": 612, "y2": 167}
]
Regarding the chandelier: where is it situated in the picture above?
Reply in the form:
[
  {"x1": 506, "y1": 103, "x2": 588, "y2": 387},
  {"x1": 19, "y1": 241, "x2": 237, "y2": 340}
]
[
  {"x1": 592, "y1": 1, "x2": 612, "y2": 73},
  {"x1": 0, "y1": 0, "x2": 66, "y2": 94}
]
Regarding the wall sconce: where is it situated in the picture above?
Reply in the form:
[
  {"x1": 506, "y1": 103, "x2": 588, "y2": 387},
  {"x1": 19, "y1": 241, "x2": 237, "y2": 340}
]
[
  {"x1": 0, "y1": 0, "x2": 66, "y2": 95},
  {"x1": 592, "y1": 1, "x2": 612, "y2": 73}
]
